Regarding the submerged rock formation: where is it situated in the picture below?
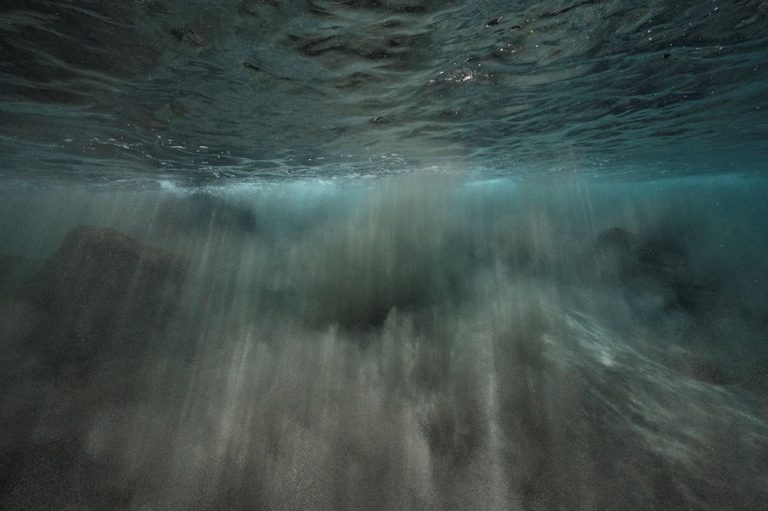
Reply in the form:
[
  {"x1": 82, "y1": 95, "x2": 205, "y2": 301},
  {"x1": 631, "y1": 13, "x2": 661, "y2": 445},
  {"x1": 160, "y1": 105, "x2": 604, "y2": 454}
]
[
  {"x1": 24, "y1": 226, "x2": 185, "y2": 356},
  {"x1": 0, "y1": 254, "x2": 37, "y2": 297},
  {"x1": 590, "y1": 227, "x2": 718, "y2": 316},
  {"x1": 668, "y1": 347, "x2": 730, "y2": 385}
]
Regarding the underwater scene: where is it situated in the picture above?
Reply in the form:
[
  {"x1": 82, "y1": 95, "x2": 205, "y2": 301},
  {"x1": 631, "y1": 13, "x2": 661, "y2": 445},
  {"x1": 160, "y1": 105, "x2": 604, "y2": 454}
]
[{"x1": 1, "y1": 1, "x2": 767, "y2": 510}]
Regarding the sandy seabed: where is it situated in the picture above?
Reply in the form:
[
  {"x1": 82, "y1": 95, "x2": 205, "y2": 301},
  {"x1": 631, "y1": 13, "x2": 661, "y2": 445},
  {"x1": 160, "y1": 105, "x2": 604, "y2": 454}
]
[{"x1": 1, "y1": 176, "x2": 767, "y2": 510}]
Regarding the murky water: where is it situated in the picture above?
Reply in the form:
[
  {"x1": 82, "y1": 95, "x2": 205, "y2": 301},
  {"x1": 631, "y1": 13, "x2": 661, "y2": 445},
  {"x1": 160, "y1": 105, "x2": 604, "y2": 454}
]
[
  {"x1": 2, "y1": 177, "x2": 767, "y2": 509},
  {"x1": 1, "y1": 1, "x2": 767, "y2": 510}
]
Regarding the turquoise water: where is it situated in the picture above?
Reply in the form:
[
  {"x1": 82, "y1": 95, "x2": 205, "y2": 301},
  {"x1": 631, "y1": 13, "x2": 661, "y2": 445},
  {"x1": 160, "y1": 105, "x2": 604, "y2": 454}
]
[{"x1": 1, "y1": 2, "x2": 767, "y2": 510}]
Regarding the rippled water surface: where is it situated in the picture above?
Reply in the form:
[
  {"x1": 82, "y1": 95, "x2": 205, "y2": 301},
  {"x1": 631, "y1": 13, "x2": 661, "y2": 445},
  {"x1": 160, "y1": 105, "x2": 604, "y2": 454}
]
[
  {"x1": 1, "y1": 0, "x2": 767, "y2": 179},
  {"x1": 1, "y1": 2, "x2": 767, "y2": 511}
]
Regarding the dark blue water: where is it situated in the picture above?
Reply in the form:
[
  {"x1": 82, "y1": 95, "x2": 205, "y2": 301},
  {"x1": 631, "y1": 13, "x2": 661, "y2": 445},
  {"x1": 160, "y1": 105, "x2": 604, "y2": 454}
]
[
  {"x1": 1, "y1": 0, "x2": 767, "y2": 179},
  {"x1": 1, "y1": 2, "x2": 767, "y2": 510}
]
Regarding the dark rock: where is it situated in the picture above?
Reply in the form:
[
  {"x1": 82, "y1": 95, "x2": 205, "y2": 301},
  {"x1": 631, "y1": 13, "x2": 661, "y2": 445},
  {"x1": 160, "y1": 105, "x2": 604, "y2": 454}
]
[
  {"x1": 0, "y1": 254, "x2": 24, "y2": 288},
  {"x1": 25, "y1": 226, "x2": 185, "y2": 351},
  {"x1": 743, "y1": 373, "x2": 768, "y2": 395},
  {"x1": 243, "y1": 61, "x2": 262, "y2": 72},
  {"x1": 1, "y1": 441, "x2": 128, "y2": 510},
  {"x1": 0, "y1": 299, "x2": 40, "y2": 346},
  {"x1": 592, "y1": 227, "x2": 637, "y2": 280},
  {"x1": 0, "y1": 254, "x2": 39, "y2": 297},
  {"x1": 635, "y1": 237, "x2": 688, "y2": 281},
  {"x1": 633, "y1": 235, "x2": 718, "y2": 315},
  {"x1": 670, "y1": 347, "x2": 729, "y2": 385},
  {"x1": 169, "y1": 26, "x2": 205, "y2": 47},
  {"x1": 591, "y1": 228, "x2": 718, "y2": 316}
]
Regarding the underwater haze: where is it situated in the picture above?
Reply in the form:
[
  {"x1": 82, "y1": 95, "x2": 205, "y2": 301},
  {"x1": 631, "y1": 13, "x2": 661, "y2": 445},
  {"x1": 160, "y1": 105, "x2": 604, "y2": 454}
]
[{"x1": 1, "y1": 1, "x2": 768, "y2": 510}]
